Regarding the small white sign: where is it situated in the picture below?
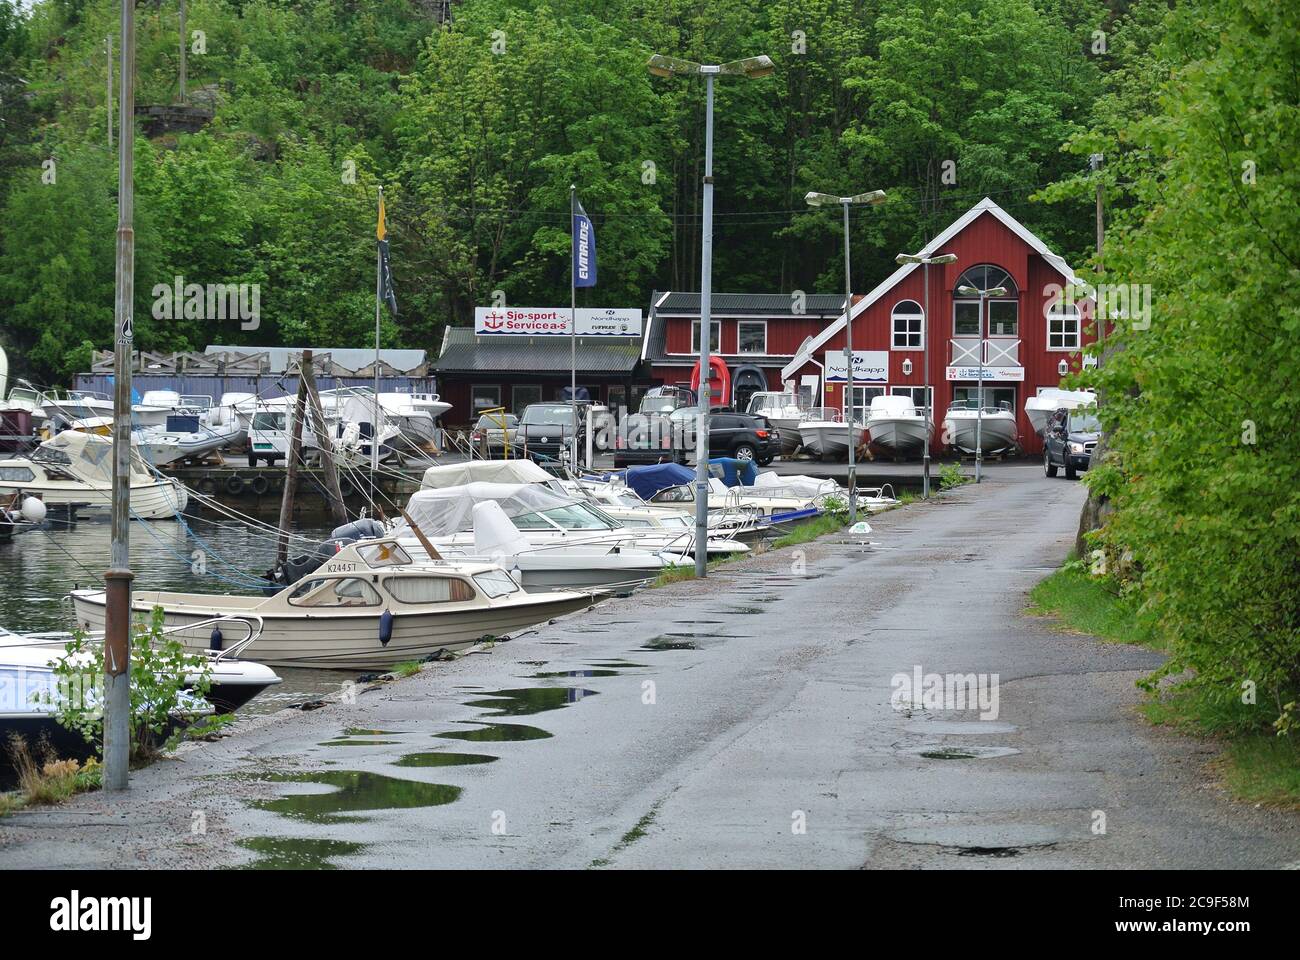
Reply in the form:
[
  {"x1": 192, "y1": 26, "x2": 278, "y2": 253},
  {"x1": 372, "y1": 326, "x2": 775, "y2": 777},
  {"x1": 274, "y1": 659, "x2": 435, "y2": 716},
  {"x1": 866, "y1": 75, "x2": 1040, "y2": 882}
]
[
  {"x1": 945, "y1": 365, "x2": 1025, "y2": 382},
  {"x1": 475, "y1": 306, "x2": 642, "y2": 337},
  {"x1": 824, "y1": 350, "x2": 889, "y2": 383}
]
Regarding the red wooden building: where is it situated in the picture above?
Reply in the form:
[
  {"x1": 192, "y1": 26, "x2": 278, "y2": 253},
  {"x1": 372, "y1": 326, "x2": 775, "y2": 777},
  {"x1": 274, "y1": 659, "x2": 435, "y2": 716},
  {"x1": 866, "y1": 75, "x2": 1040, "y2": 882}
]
[{"x1": 641, "y1": 198, "x2": 1096, "y2": 455}]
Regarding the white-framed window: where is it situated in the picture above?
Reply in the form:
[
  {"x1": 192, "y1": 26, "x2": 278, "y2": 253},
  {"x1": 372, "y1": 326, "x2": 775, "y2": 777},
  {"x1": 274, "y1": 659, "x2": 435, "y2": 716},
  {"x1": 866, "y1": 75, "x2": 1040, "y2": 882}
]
[
  {"x1": 1046, "y1": 300, "x2": 1081, "y2": 350},
  {"x1": 845, "y1": 384, "x2": 885, "y2": 424},
  {"x1": 691, "y1": 320, "x2": 721, "y2": 353},
  {"x1": 471, "y1": 385, "x2": 501, "y2": 414},
  {"x1": 890, "y1": 385, "x2": 933, "y2": 415},
  {"x1": 737, "y1": 320, "x2": 767, "y2": 354},
  {"x1": 891, "y1": 300, "x2": 925, "y2": 349},
  {"x1": 953, "y1": 265, "x2": 1019, "y2": 337}
]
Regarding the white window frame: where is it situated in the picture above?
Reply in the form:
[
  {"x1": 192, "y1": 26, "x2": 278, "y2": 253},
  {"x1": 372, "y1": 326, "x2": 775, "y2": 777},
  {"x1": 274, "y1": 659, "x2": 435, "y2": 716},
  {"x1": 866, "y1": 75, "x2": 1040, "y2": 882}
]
[
  {"x1": 891, "y1": 300, "x2": 925, "y2": 350},
  {"x1": 736, "y1": 320, "x2": 767, "y2": 355},
  {"x1": 844, "y1": 384, "x2": 886, "y2": 424},
  {"x1": 691, "y1": 320, "x2": 722, "y2": 354},
  {"x1": 1046, "y1": 300, "x2": 1081, "y2": 350},
  {"x1": 890, "y1": 385, "x2": 934, "y2": 415},
  {"x1": 471, "y1": 385, "x2": 501, "y2": 413}
]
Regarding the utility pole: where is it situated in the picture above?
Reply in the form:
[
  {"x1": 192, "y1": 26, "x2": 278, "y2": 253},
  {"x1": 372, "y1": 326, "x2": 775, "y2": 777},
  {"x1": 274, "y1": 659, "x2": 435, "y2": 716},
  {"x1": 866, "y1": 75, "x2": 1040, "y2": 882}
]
[
  {"x1": 277, "y1": 358, "x2": 309, "y2": 564},
  {"x1": 301, "y1": 351, "x2": 347, "y2": 527},
  {"x1": 178, "y1": 0, "x2": 187, "y2": 104},
  {"x1": 103, "y1": 0, "x2": 136, "y2": 792}
]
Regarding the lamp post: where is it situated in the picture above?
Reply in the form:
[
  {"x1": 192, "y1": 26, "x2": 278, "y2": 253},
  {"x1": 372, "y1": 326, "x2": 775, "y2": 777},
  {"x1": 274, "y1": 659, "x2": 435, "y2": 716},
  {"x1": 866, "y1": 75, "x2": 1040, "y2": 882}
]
[
  {"x1": 805, "y1": 190, "x2": 886, "y2": 523},
  {"x1": 648, "y1": 53, "x2": 774, "y2": 577},
  {"x1": 896, "y1": 251, "x2": 957, "y2": 498},
  {"x1": 956, "y1": 282, "x2": 1007, "y2": 482}
]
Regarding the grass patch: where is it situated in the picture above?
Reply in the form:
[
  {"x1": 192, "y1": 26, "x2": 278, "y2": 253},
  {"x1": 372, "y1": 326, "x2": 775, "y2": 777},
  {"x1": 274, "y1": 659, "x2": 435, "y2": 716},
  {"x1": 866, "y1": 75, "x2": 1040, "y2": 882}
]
[
  {"x1": 771, "y1": 512, "x2": 848, "y2": 549},
  {"x1": 1027, "y1": 563, "x2": 1163, "y2": 650},
  {"x1": 590, "y1": 800, "x2": 663, "y2": 868},
  {"x1": 1, "y1": 736, "x2": 102, "y2": 817},
  {"x1": 391, "y1": 661, "x2": 423, "y2": 679}
]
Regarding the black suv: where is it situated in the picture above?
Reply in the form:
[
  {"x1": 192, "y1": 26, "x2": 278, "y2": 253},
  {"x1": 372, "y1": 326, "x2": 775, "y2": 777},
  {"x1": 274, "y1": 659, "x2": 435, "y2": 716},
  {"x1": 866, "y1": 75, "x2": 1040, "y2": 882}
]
[
  {"x1": 518, "y1": 402, "x2": 586, "y2": 463},
  {"x1": 613, "y1": 407, "x2": 780, "y2": 466},
  {"x1": 1043, "y1": 407, "x2": 1101, "y2": 479}
]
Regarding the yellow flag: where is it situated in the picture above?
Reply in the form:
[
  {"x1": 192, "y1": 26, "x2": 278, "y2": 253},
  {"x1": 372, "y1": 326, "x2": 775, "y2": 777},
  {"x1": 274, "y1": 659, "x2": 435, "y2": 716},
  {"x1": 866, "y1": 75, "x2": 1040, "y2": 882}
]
[{"x1": 377, "y1": 191, "x2": 387, "y2": 241}]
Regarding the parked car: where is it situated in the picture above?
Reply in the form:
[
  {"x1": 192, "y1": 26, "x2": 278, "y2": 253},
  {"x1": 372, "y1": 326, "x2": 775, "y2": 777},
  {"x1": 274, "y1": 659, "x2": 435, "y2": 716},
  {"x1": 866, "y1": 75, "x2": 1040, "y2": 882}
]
[
  {"x1": 613, "y1": 408, "x2": 780, "y2": 467},
  {"x1": 1043, "y1": 406, "x2": 1101, "y2": 479},
  {"x1": 518, "y1": 402, "x2": 586, "y2": 463},
  {"x1": 471, "y1": 413, "x2": 519, "y2": 457}
]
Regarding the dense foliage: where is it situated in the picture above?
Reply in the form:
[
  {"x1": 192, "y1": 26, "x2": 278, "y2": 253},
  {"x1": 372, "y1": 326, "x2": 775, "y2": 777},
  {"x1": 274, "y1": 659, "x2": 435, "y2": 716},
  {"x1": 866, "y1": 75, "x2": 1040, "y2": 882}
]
[
  {"x1": 1052, "y1": 0, "x2": 1300, "y2": 730},
  {"x1": 0, "y1": 0, "x2": 1109, "y2": 383}
]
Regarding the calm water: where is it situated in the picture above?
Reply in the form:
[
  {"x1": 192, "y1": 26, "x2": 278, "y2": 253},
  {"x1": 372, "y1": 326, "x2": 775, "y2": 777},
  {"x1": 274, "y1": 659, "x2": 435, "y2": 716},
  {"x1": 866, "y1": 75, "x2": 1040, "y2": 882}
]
[{"x1": 0, "y1": 508, "x2": 346, "y2": 712}]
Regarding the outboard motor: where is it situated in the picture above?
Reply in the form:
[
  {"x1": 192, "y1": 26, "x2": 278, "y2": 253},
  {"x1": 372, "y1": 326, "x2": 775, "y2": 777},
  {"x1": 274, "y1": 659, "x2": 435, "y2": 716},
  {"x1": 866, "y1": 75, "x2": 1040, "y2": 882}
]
[{"x1": 329, "y1": 518, "x2": 387, "y2": 543}]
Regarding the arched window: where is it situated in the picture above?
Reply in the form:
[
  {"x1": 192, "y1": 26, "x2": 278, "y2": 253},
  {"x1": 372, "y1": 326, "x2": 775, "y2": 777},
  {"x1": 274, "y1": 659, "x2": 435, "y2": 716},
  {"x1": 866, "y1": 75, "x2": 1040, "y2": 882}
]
[
  {"x1": 891, "y1": 299, "x2": 924, "y2": 350},
  {"x1": 953, "y1": 265, "x2": 1018, "y2": 337},
  {"x1": 1046, "y1": 299, "x2": 1081, "y2": 350}
]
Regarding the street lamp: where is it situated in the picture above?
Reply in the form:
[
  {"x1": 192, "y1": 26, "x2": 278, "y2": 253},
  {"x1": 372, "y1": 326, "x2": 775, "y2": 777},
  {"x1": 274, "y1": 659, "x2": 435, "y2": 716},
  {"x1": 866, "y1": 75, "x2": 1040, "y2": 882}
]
[
  {"x1": 956, "y1": 282, "x2": 1008, "y2": 483},
  {"x1": 896, "y1": 251, "x2": 957, "y2": 498},
  {"x1": 649, "y1": 53, "x2": 774, "y2": 577},
  {"x1": 806, "y1": 189, "x2": 886, "y2": 523}
]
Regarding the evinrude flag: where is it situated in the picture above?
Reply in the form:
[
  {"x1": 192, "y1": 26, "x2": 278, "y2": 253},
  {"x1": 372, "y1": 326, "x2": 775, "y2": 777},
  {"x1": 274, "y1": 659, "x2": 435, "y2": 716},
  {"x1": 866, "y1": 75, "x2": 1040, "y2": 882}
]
[{"x1": 572, "y1": 199, "x2": 596, "y2": 288}]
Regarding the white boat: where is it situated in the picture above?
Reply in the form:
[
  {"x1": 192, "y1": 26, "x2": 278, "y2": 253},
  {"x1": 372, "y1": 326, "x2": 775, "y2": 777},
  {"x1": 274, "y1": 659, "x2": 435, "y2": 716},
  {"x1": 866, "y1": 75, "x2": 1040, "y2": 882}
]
[
  {"x1": 70, "y1": 539, "x2": 599, "y2": 670},
  {"x1": 798, "y1": 408, "x2": 865, "y2": 460},
  {"x1": 378, "y1": 392, "x2": 449, "y2": 450},
  {"x1": 864, "y1": 394, "x2": 933, "y2": 458},
  {"x1": 0, "y1": 431, "x2": 188, "y2": 519},
  {"x1": 745, "y1": 391, "x2": 807, "y2": 456},
  {"x1": 750, "y1": 470, "x2": 900, "y2": 513},
  {"x1": 1025, "y1": 388, "x2": 1096, "y2": 436},
  {"x1": 135, "y1": 418, "x2": 245, "y2": 466},
  {"x1": 943, "y1": 400, "x2": 1019, "y2": 455},
  {"x1": 30, "y1": 387, "x2": 114, "y2": 426}
]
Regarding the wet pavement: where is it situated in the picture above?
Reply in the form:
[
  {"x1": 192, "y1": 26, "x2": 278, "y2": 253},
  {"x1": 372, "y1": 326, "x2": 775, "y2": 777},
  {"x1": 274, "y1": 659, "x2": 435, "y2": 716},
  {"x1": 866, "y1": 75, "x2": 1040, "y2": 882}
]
[{"x1": 2, "y1": 463, "x2": 1299, "y2": 869}]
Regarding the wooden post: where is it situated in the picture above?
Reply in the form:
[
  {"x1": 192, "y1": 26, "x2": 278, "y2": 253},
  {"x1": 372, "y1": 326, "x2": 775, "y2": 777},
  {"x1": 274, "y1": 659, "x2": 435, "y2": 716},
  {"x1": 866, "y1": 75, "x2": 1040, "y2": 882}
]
[
  {"x1": 301, "y1": 352, "x2": 347, "y2": 527},
  {"x1": 276, "y1": 354, "x2": 309, "y2": 564}
]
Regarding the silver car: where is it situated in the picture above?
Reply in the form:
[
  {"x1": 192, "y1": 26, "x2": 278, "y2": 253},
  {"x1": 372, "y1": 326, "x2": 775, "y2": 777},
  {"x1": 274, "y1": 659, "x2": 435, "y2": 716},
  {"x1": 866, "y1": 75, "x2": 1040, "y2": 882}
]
[{"x1": 472, "y1": 413, "x2": 519, "y2": 457}]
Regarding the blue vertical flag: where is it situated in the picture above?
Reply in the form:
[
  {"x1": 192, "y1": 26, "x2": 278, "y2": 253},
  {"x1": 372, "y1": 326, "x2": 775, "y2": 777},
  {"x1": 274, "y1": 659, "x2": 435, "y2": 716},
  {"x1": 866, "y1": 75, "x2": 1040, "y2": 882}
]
[
  {"x1": 378, "y1": 192, "x2": 398, "y2": 316},
  {"x1": 573, "y1": 199, "x2": 597, "y2": 288}
]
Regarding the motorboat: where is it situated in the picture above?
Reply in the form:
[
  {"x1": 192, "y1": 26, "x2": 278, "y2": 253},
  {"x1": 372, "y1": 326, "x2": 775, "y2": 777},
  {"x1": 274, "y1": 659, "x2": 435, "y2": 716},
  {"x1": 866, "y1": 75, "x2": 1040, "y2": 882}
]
[
  {"x1": 745, "y1": 391, "x2": 807, "y2": 456},
  {"x1": 1025, "y1": 388, "x2": 1097, "y2": 436},
  {"x1": 0, "y1": 431, "x2": 188, "y2": 519},
  {"x1": 750, "y1": 471, "x2": 900, "y2": 513},
  {"x1": 797, "y1": 408, "x2": 865, "y2": 460},
  {"x1": 563, "y1": 474, "x2": 768, "y2": 545},
  {"x1": 0, "y1": 619, "x2": 281, "y2": 714},
  {"x1": 135, "y1": 412, "x2": 245, "y2": 466},
  {"x1": 864, "y1": 394, "x2": 933, "y2": 458},
  {"x1": 378, "y1": 392, "x2": 450, "y2": 450},
  {"x1": 12, "y1": 385, "x2": 114, "y2": 426},
  {"x1": 943, "y1": 399, "x2": 1019, "y2": 455},
  {"x1": 70, "y1": 539, "x2": 599, "y2": 670}
]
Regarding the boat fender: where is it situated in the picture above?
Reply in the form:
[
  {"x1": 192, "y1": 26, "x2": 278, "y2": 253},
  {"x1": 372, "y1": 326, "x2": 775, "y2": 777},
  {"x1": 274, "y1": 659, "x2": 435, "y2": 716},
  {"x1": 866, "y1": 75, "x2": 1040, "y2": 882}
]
[
  {"x1": 224, "y1": 474, "x2": 245, "y2": 496},
  {"x1": 210, "y1": 627, "x2": 223, "y2": 651},
  {"x1": 197, "y1": 477, "x2": 216, "y2": 496},
  {"x1": 379, "y1": 609, "x2": 394, "y2": 646},
  {"x1": 250, "y1": 475, "x2": 270, "y2": 496}
]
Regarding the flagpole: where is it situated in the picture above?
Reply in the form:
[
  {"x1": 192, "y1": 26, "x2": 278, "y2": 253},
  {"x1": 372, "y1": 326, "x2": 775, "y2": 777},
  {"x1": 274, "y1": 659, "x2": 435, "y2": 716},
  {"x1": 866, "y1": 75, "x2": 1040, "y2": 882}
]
[
  {"x1": 570, "y1": 183, "x2": 578, "y2": 473},
  {"x1": 373, "y1": 187, "x2": 382, "y2": 490}
]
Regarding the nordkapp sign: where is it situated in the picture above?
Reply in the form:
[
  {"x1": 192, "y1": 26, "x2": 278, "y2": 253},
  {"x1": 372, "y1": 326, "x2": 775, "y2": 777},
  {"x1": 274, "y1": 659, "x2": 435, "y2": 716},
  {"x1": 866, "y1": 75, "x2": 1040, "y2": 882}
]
[{"x1": 474, "y1": 307, "x2": 643, "y2": 337}]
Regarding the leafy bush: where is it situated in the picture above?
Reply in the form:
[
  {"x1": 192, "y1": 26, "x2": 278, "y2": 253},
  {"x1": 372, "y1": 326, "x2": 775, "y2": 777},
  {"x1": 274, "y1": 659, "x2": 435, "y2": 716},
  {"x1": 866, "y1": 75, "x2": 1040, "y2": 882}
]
[
  {"x1": 45, "y1": 608, "x2": 212, "y2": 759},
  {"x1": 938, "y1": 464, "x2": 968, "y2": 490}
]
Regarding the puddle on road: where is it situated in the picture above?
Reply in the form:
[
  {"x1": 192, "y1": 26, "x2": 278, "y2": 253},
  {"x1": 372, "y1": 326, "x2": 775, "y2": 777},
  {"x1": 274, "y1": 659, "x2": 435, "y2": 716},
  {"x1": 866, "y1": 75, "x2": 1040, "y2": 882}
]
[
  {"x1": 317, "y1": 739, "x2": 403, "y2": 747},
  {"x1": 236, "y1": 836, "x2": 365, "y2": 870},
  {"x1": 251, "y1": 770, "x2": 462, "y2": 823},
  {"x1": 395, "y1": 751, "x2": 498, "y2": 768},
  {"x1": 905, "y1": 745, "x2": 1022, "y2": 760},
  {"x1": 464, "y1": 687, "x2": 599, "y2": 716},
  {"x1": 343, "y1": 728, "x2": 402, "y2": 737},
  {"x1": 531, "y1": 668, "x2": 621, "y2": 678},
  {"x1": 640, "y1": 637, "x2": 699, "y2": 651},
  {"x1": 435, "y1": 722, "x2": 552, "y2": 742}
]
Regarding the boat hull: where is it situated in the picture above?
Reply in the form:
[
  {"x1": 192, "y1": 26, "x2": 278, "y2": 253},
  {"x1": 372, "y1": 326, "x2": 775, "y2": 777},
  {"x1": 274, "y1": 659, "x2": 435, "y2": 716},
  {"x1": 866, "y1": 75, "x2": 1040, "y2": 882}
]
[
  {"x1": 865, "y1": 417, "x2": 932, "y2": 457},
  {"x1": 942, "y1": 413, "x2": 1018, "y2": 455},
  {"x1": 0, "y1": 478, "x2": 187, "y2": 519},
  {"x1": 769, "y1": 416, "x2": 803, "y2": 455},
  {"x1": 71, "y1": 590, "x2": 598, "y2": 671},
  {"x1": 798, "y1": 423, "x2": 861, "y2": 459}
]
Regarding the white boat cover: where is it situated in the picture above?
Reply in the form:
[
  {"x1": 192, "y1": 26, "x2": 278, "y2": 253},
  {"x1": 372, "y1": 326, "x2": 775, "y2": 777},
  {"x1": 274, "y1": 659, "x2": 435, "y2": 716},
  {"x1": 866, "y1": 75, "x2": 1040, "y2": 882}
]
[
  {"x1": 471, "y1": 500, "x2": 532, "y2": 558},
  {"x1": 421, "y1": 458, "x2": 552, "y2": 490},
  {"x1": 399, "y1": 482, "x2": 586, "y2": 537},
  {"x1": 868, "y1": 394, "x2": 918, "y2": 417},
  {"x1": 34, "y1": 430, "x2": 153, "y2": 482},
  {"x1": 753, "y1": 471, "x2": 840, "y2": 498}
]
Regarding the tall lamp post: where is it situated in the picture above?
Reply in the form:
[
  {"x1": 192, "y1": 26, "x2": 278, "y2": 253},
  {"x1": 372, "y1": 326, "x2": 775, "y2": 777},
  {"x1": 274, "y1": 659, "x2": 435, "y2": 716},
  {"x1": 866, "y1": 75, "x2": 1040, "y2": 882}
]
[
  {"x1": 895, "y1": 251, "x2": 957, "y2": 499},
  {"x1": 806, "y1": 190, "x2": 886, "y2": 523},
  {"x1": 648, "y1": 53, "x2": 774, "y2": 577},
  {"x1": 955, "y1": 281, "x2": 1007, "y2": 482}
]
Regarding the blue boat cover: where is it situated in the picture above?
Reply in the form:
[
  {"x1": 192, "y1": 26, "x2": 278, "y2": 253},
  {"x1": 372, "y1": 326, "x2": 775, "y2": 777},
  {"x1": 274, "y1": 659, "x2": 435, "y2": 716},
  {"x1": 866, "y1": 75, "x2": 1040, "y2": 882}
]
[
  {"x1": 624, "y1": 462, "x2": 695, "y2": 500},
  {"x1": 708, "y1": 457, "x2": 757, "y2": 487}
]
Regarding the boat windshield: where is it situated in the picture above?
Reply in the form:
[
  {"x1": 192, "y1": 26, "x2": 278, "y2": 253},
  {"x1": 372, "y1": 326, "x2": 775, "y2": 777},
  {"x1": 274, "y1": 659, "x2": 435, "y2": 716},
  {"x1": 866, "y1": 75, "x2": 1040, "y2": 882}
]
[
  {"x1": 512, "y1": 501, "x2": 618, "y2": 531},
  {"x1": 357, "y1": 541, "x2": 412, "y2": 568},
  {"x1": 398, "y1": 481, "x2": 621, "y2": 537},
  {"x1": 473, "y1": 570, "x2": 521, "y2": 598}
]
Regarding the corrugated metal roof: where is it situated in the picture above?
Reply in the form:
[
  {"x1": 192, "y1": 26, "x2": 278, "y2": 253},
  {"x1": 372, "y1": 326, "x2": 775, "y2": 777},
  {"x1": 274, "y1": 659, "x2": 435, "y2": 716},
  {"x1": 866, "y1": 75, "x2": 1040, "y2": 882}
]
[
  {"x1": 205, "y1": 345, "x2": 427, "y2": 374},
  {"x1": 434, "y1": 328, "x2": 641, "y2": 374},
  {"x1": 656, "y1": 292, "x2": 844, "y2": 316}
]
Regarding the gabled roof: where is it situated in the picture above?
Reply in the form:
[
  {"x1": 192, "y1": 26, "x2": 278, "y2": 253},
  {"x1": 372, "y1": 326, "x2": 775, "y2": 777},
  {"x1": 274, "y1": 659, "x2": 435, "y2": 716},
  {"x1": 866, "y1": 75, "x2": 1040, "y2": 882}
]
[
  {"x1": 642, "y1": 289, "x2": 843, "y2": 364},
  {"x1": 780, "y1": 197, "x2": 1088, "y2": 379}
]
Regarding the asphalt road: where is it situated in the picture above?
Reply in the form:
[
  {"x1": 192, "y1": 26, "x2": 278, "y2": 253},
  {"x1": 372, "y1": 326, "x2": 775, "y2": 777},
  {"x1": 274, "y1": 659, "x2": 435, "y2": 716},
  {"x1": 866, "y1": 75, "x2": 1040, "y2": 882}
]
[{"x1": 3, "y1": 464, "x2": 1298, "y2": 869}]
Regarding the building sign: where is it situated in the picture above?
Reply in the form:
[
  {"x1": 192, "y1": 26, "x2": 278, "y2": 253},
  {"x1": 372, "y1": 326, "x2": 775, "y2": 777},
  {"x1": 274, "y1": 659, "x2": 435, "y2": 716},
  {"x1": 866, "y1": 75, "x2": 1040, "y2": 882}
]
[
  {"x1": 475, "y1": 307, "x2": 642, "y2": 337},
  {"x1": 945, "y1": 365, "x2": 1025, "y2": 382},
  {"x1": 824, "y1": 350, "x2": 889, "y2": 383}
]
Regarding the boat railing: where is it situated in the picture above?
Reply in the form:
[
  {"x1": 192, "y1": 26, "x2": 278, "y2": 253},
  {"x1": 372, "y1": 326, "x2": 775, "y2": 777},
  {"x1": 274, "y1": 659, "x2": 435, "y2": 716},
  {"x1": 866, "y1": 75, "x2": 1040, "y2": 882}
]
[
  {"x1": 4, "y1": 614, "x2": 265, "y2": 662},
  {"x1": 800, "y1": 407, "x2": 843, "y2": 423}
]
